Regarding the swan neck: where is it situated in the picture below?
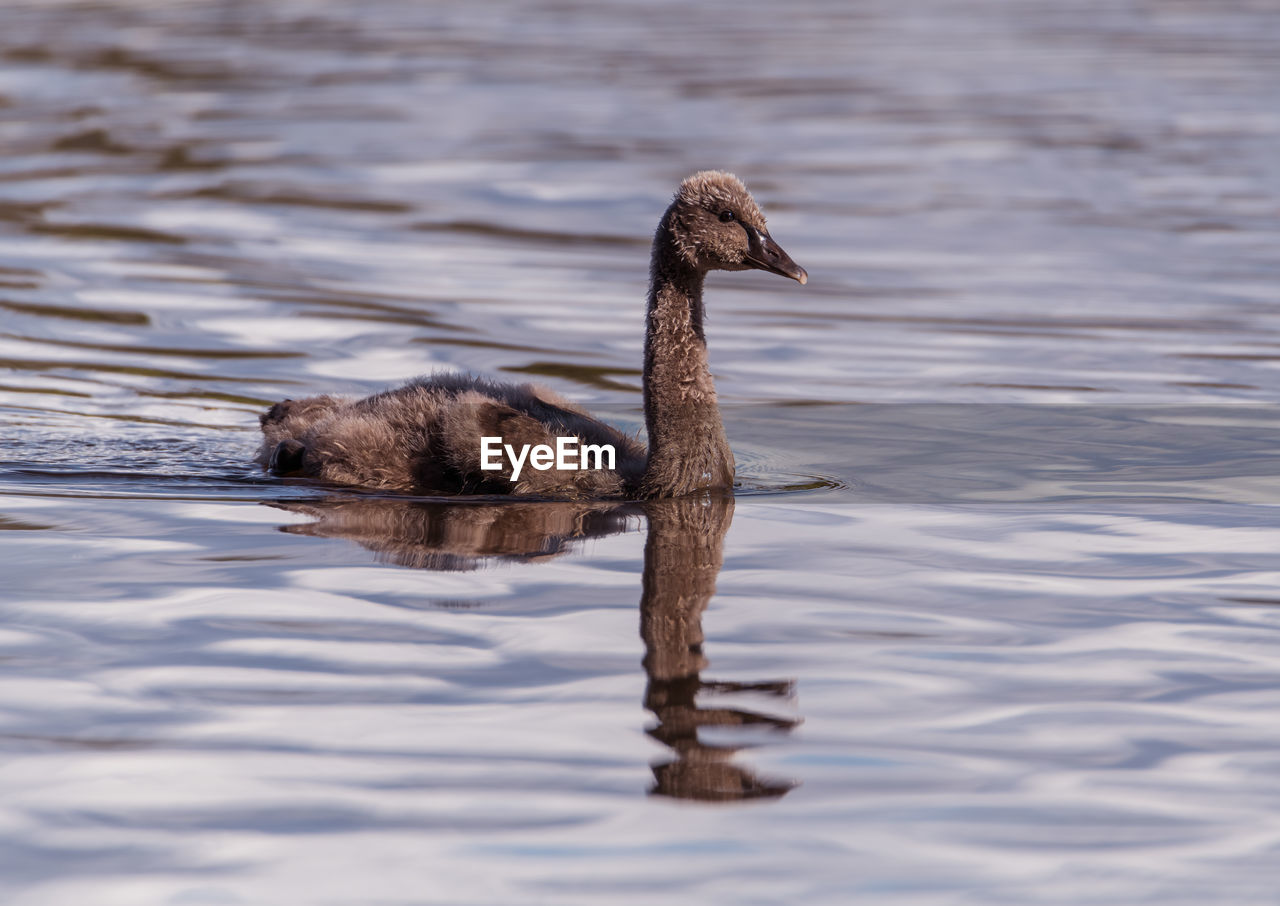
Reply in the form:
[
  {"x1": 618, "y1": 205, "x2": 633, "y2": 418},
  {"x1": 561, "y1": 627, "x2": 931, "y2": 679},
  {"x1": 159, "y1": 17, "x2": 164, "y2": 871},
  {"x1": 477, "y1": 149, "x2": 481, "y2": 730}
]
[{"x1": 640, "y1": 219, "x2": 733, "y2": 497}]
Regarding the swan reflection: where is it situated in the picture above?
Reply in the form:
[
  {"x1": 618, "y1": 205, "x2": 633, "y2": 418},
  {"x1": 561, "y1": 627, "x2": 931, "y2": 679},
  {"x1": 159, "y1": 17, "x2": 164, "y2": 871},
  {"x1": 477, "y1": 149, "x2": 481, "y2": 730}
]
[{"x1": 270, "y1": 492, "x2": 798, "y2": 801}]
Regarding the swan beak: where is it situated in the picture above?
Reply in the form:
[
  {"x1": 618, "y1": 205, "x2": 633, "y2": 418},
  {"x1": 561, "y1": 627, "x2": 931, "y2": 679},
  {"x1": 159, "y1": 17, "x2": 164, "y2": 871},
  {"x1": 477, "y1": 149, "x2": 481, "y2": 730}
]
[{"x1": 745, "y1": 228, "x2": 808, "y2": 285}]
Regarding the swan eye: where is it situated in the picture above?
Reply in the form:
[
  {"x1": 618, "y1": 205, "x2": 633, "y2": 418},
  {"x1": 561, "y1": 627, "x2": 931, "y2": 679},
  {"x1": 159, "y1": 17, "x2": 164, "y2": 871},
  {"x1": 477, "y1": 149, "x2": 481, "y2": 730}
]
[{"x1": 719, "y1": 210, "x2": 735, "y2": 222}]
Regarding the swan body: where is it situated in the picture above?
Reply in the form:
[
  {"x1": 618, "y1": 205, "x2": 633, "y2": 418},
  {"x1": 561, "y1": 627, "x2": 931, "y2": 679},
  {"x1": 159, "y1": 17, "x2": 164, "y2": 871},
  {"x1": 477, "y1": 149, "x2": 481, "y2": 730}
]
[{"x1": 257, "y1": 171, "x2": 806, "y2": 498}]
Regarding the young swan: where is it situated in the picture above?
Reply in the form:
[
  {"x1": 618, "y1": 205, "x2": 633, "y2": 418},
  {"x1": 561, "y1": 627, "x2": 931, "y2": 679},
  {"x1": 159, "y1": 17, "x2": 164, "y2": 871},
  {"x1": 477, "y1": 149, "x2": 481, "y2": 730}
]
[{"x1": 257, "y1": 171, "x2": 807, "y2": 499}]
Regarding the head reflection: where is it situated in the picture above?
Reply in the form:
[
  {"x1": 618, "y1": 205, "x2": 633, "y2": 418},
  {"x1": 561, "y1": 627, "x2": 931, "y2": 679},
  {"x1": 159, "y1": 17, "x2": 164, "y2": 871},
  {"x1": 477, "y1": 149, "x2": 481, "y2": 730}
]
[{"x1": 270, "y1": 492, "x2": 798, "y2": 801}]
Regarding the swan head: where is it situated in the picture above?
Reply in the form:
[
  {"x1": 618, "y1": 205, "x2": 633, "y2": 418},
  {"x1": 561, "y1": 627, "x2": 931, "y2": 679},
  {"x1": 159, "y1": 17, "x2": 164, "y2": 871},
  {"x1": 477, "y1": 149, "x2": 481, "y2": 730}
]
[{"x1": 667, "y1": 170, "x2": 807, "y2": 285}]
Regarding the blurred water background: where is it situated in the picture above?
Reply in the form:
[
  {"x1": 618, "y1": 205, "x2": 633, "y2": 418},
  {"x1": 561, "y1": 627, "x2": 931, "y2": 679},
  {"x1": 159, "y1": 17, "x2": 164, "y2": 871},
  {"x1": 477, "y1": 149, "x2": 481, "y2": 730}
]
[{"x1": 2, "y1": 0, "x2": 1280, "y2": 903}]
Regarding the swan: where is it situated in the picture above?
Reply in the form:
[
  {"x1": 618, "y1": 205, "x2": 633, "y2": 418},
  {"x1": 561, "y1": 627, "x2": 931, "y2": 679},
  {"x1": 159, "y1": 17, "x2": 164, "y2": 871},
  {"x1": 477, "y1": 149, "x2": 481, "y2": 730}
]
[{"x1": 256, "y1": 170, "x2": 807, "y2": 498}]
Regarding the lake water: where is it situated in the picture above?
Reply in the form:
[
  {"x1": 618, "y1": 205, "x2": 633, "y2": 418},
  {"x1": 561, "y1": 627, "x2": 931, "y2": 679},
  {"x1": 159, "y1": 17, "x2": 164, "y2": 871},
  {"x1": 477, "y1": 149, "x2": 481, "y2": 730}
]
[{"x1": 2, "y1": 1, "x2": 1280, "y2": 903}]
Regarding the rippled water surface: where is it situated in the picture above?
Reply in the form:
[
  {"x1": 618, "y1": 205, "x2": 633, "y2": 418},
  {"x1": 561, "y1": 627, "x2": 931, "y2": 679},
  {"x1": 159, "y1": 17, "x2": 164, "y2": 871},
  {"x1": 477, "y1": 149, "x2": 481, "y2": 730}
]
[{"x1": 3, "y1": 1, "x2": 1280, "y2": 903}]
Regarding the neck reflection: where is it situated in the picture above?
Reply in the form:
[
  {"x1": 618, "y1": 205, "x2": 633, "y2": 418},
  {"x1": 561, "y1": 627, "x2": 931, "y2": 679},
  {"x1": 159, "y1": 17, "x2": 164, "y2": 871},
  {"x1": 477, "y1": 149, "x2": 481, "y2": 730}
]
[{"x1": 641, "y1": 495, "x2": 797, "y2": 801}]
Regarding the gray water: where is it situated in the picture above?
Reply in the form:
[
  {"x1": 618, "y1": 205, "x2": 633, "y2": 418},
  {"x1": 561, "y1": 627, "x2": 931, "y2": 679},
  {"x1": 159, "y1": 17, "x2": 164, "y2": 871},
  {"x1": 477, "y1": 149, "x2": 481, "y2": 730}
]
[{"x1": 3, "y1": 1, "x2": 1280, "y2": 903}]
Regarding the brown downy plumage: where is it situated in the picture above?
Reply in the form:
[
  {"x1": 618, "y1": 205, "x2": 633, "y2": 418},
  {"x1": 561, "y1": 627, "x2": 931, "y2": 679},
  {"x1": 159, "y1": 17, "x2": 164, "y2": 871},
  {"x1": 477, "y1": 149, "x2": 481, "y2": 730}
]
[{"x1": 256, "y1": 171, "x2": 807, "y2": 499}]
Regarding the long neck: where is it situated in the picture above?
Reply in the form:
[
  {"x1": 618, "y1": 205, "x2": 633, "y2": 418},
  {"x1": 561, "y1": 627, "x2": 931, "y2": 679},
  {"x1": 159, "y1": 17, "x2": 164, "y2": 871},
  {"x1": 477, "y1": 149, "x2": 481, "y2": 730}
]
[{"x1": 639, "y1": 214, "x2": 734, "y2": 498}]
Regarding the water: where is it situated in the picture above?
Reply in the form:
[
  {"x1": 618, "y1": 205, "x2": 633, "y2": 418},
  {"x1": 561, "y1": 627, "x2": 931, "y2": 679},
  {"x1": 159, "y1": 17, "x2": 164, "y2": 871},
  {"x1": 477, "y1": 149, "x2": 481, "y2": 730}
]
[{"x1": 2, "y1": 1, "x2": 1280, "y2": 902}]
